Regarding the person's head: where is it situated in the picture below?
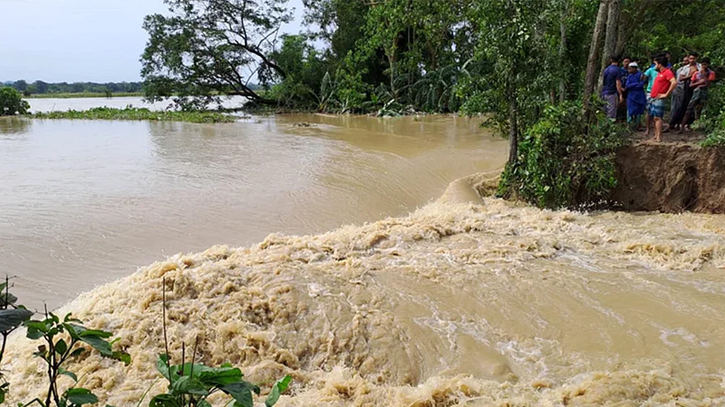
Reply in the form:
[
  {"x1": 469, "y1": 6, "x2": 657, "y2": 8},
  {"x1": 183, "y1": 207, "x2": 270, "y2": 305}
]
[
  {"x1": 622, "y1": 56, "x2": 631, "y2": 67},
  {"x1": 682, "y1": 55, "x2": 690, "y2": 65},
  {"x1": 628, "y1": 62, "x2": 638, "y2": 73},
  {"x1": 655, "y1": 56, "x2": 669, "y2": 71},
  {"x1": 664, "y1": 51, "x2": 671, "y2": 61},
  {"x1": 689, "y1": 52, "x2": 699, "y2": 65},
  {"x1": 653, "y1": 53, "x2": 664, "y2": 64},
  {"x1": 702, "y1": 57, "x2": 711, "y2": 71},
  {"x1": 610, "y1": 55, "x2": 620, "y2": 65}
]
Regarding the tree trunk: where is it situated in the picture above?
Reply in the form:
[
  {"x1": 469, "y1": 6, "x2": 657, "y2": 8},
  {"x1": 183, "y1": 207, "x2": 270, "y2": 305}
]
[
  {"x1": 614, "y1": 11, "x2": 628, "y2": 57},
  {"x1": 558, "y1": 0, "x2": 568, "y2": 103},
  {"x1": 507, "y1": 71, "x2": 519, "y2": 166},
  {"x1": 602, "y1": 0, "x2": 621, "y2": 66},
  {"x1": 583, "y1": 0, "x2": 609, "y2": 117}
]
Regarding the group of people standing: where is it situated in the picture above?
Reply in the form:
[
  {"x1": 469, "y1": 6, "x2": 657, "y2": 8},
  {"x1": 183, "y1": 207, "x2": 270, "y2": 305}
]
[{"x1": 601, "y1": 52, "x2": 716, "y2": 142}]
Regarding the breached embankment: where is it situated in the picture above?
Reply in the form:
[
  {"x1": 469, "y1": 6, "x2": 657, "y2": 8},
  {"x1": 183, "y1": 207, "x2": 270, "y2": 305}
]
[
  {"x1": 613, "y1": 143, "x2": 725, "y2": 213},
  {"x1": 4, "y1": 174, "x2": 725, "y2": 406}
]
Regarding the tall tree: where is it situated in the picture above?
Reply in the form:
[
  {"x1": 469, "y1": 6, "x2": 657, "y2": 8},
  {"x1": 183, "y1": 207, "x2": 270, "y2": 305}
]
[
  {"x1": 583, "y1": 0, "x2": 608, "y2": 116},
  {"x1": 141, "y1": 0, "x2": 292, "y2": 106}
]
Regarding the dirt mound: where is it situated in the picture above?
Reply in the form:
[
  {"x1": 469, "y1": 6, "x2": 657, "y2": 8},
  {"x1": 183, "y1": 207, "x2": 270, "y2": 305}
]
[{"x1": 613, "y1": 142, "x2": 725, "y2": 213}]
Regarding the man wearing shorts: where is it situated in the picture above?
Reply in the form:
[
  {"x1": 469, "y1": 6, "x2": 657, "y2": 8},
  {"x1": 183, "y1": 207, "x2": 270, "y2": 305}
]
[{"x1": 649, "y1": 56, "x2": 677, "y2": 142}]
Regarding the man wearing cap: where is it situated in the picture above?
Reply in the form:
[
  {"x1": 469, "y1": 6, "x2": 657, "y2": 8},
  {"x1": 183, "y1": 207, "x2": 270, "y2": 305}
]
[{"x1": 625, "y1": 62, "x2": 646, "y2": 130}]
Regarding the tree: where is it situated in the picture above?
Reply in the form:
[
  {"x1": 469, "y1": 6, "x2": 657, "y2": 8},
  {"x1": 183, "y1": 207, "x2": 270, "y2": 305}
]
[
  {"x1": 12, "y1": 80, "x2": 27, "y2": 92},
  {"x1": 141, "y1": 0, "x2": 293, "y2": 106},
  {"x1": 468, "y1": 0, "x2": 550, "y2": 165},
  {"x1": 0, "y1": 87, "x2": 30, "y2": 116},
  {"x1": 583, "y1": 0, "x2": 608, "y2": 116}
]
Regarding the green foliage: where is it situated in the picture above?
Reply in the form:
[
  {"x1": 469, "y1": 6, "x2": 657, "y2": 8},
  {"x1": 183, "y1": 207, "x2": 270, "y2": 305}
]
[
  {"x1": 265, "y1": 35, "x2": 327, "y2": 109},
  {"x1": 150, "y1": 353, "x2": 288, "y2": 407},
  {"x1": 498, "y1": 101, "x2": 628, "y2": 209},
  {"x1": 1, "y1": 87, "x2": 30, "y2": 116},
  {"x1": 0, "y1": 277, "x2": 34, "y2": 404},
  {"x1": 141, "y1": 0, "x2": 292, "y2": 106},
  {"x1": 700, "y1": 130, "x2": 725, "y2": 148},
  {"x1": 23, "y1": 311, "x2": 130, "y2": 407},
  {"x1": 27, "y1": 92, "x2": 144, "y2": 99},
  {"x1": 9, "y1": 81, "x2": 143, "y2": 97},
  {"x1": 31, "y1": 107, "x2": 237, "y2": 123}
]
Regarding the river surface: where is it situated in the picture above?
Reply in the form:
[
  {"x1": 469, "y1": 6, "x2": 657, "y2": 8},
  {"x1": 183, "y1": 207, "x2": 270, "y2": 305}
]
[
  {"x1": 3, "y1": 105, "x2": 725, "y2": 406},
  {"x1": 1, "y1": 112, "x2": 506, "y2": 309}
]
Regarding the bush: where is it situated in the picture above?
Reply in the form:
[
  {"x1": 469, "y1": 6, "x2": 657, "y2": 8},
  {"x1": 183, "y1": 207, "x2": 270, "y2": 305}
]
[
  {"x1": 0, "y1": 87, "x2": 30, "y2": 116},
  {"x1": 498, "y1": 101, "x2": 628, "y2": 209},
  {"x1": 696, "y1": 83, "x2": 725, "y2": 147}
]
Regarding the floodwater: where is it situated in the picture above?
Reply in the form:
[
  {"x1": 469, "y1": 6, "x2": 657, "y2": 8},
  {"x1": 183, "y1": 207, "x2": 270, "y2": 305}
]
[
  {"x1": 0, "y1": 113, "x2": 506, "y2": 309},
  {"x1": 4, "y1": 108, "x2": 725, "y2": 406},
  {"x1": 27, "y1": 95, "x2": 250, "y2": 113}
]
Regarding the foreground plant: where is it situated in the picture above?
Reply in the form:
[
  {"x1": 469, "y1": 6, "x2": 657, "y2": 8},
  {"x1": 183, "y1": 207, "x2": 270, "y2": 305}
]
[
  {"x1": 22, "y1": 312, "x2": 131, "y2": 407},
  {"x1": 0, "y1": 277, "x2": 34, "y2": 403}
]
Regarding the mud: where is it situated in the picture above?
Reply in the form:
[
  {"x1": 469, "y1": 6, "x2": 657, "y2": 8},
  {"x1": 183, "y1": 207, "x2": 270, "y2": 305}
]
[{"x1": 613, "y1": 142, "x2": 725, "y2": 213}]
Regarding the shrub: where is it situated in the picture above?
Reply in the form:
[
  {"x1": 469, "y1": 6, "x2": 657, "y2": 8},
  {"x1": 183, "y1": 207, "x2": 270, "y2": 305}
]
[
  {"x1": 697, "y1": 83, "x2": 725, "y2": 147},
  {"x1": 498, "y1": 101, "x2": 628, "y2": 209},
  {"x1": 0, "y1": 87, "x2": 30, "y2": 116}
]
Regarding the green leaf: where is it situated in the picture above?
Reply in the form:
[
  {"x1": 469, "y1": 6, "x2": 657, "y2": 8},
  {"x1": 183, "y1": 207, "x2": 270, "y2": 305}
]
[
  {"x1": 70, "y1": 348, "x2": 86, "y2": 358},
  {"x1": 24, "y1": 321, "x2": 49, "y2": 340},
  {"x1": 171, "y1": 376, "x2": 208, "y2": 396},
  {"x1": 112, "y1": 351, "x2": 131, "y2": 366},
  {"x1": 59, "y1": 368, "x2": 78, "y2": 382},
  {"x1": 64, "y1": 388, "x2": 98, "y2": 406},
  {"x1": 197, "y1": 367, "x2": 243, "y2": 386},
  {"x1": 265, "y1": 375, "x2": 292, "y2": 407},
  {"x1": 156, "y1": 354, "x2": 173, "y2": 381},
  {"x1": 222, "y1": 381, "x2": 260, "y2": 407},
  {"x1": 0, "y1": 309, "x2": 33, "y2": 332},
  {"x1": 0, "y1": 292, "x2": 18, "y2": 307},
  {"x1": 56, "y1": 339, "x2": 68, "y2": 355},
  {"x1": 150, "y1": 394, "x2": 181, "y2": 407},
  {"x1": 79, "y1": 336, "x2": 113, "y2": 357}
]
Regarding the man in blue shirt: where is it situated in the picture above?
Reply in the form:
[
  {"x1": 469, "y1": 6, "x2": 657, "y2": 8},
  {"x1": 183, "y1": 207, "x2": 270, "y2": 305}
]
[{"x1": 602, "y1": 55, "x2": 624, "y2": 120}]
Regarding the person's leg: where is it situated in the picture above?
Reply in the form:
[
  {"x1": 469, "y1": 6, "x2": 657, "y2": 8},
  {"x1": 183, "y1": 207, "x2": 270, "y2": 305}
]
[
  {"x1": 654, "y1": 117, "x2": 662, "y2": 142},
  {"x1": 604, "y1": 94, "x2": 617, "y2": 120}
]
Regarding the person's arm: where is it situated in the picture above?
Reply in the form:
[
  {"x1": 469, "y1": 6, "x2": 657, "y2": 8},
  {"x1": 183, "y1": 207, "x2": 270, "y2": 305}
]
[
  {"x1": 659, "y1": 77, "x2": 677, "y2": 99},
  {"x1": 616, "y1": 78, "x2": 623, "y2": 102}
]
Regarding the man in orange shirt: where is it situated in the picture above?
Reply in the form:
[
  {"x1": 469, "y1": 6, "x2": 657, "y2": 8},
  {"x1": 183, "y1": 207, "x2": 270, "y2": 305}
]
[{"x1": 649, "y1": 56, "x2": 677, "y2": 142}]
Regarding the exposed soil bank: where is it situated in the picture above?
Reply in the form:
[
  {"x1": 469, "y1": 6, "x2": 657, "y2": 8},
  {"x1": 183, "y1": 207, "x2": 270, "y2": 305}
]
[{"x1": 613, "y1": 142, "x2": 725, "y2": 213}]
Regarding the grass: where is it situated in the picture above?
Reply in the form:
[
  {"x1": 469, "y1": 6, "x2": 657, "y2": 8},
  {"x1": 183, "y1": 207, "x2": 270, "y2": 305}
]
[
  {"x1": 27, "y1": 92, "x2": 144, "y2": 99},
  {"x1": 30, "y1": 107, "x2": 238, "y2": 124}
]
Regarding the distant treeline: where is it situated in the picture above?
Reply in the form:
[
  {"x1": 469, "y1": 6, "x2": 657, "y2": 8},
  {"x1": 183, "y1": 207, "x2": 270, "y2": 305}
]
[
  {"x1": 1, "y1": 80, "x2": 263, "y2": 97},
  {"x1": 2, "y1": 80, "x2": 143, "y2": 96}
]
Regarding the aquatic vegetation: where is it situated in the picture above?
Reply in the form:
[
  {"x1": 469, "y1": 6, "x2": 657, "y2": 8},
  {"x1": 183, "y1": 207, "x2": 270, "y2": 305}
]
[{"x1": 31, "y1": 107, "x2": 238, "y2": 124}]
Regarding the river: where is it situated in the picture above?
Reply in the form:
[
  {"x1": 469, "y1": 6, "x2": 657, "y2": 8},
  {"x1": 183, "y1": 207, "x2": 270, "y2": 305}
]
[{"x1": 3, "y1": 98, "x2": 725, "y2": 406}]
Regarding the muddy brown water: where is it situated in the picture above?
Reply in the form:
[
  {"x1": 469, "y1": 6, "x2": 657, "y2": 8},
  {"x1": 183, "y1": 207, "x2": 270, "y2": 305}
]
[
  {"x1": 0, "y1": 112, "x2": 506, "y2": 309},
  {"x1": 3, "y1": 109, "x2": 725, "y2": 406}
]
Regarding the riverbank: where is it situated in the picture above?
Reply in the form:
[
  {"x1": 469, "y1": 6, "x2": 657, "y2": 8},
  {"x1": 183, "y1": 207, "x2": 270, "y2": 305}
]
[
  {"x1": 613, "y1": 137, "x2": 725, "y2": 213},
  {"x1": 30, "y1": 107, "x2": 238, "y2": 123}
]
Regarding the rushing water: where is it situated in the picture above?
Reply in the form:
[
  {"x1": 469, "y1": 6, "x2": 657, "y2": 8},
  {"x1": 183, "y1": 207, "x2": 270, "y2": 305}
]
[
  {"x1": 0, "y1": 112, "x2": 506, "y2": 309},
  {"x1": 3, "y1": 108, "x2": 725, "y2": 406}
]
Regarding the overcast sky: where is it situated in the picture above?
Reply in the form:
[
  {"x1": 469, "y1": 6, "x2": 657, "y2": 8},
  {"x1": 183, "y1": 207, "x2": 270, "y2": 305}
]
[{"x1": 0, "y1": 0, "x2": 306, "y2": 83}]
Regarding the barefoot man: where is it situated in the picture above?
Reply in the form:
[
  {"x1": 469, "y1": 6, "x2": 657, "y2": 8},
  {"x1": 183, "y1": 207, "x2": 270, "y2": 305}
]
[{"x1": 649, "y1": 56, "x2": 677, "y2": 142}]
